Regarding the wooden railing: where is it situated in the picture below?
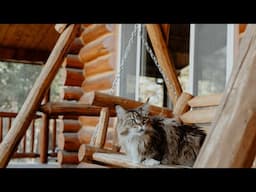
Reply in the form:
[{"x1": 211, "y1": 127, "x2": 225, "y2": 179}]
[{"x1": 0, "y1": 111, "x2": 58, "y2": 159}]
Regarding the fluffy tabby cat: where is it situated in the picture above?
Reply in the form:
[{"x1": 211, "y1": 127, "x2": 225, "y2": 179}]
[{"x1": 115, "y1": 101, "x2": 206, "y2": 167}]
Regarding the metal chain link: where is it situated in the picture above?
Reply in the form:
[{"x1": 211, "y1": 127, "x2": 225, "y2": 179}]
[
  {"x1": 110, "y1": 24, "x2": 139, "y2": 94},
  {"x1": 110, "y1": 24, "x2": 176, "y2": 98},
  {"x1": 139, "y1": 24, "x2": 177, "y2": 98}
]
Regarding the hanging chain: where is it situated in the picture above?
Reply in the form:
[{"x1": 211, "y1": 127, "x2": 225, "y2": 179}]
[
  {"x1": 110, "y1": 24, "x2": 139, "y2": 94},
  {"x1": 139, "y1": 24, "x2": 177, "y2": 98},
  {"x1": 110, "y1": 24, "x2": 176, "y2": 99}
]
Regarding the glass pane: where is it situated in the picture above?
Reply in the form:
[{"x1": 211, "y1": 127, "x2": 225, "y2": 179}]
[
  {"x1": 193, "y1": 24, "x2": 227, "y2": 95},
  {"x1": 119, "y1": 24, "x2": 138, "y2": 100}
]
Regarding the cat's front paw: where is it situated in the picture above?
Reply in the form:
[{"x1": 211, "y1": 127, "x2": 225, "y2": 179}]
[{"x1": 142, "y1": 159, "x2": 160, "y2": 166}]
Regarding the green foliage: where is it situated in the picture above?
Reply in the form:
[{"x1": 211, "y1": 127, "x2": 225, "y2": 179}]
[{"x1": 0, "y1": 62, "x2": 62, "y2": 112}]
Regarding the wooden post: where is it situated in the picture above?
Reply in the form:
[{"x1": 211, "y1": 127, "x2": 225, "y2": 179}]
[
  {"x1": 40, "y1": 90, "x2": 50, "y2": 163},
  {"x1": 52, "y1": 119, "x2": 57, "y2": 153},
  {"x1": 194, "y1": 24, "x2": 256, "y2": 168},
  {"x1": 146, "y1": 24, "x2": 182, "y2": 105},
  {"x1": 30, "y1": 119, "x2": 35, "y2": 153},
  {"x1": 173, "y1": 92, "x2": 193, "y2": 117},
  {"x1": 0, "y1": 24, "x2": 80, "y2": 168}
]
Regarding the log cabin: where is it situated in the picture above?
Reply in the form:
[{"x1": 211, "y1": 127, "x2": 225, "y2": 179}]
[{"x1": 0, "y1": 24, "x2": 255, "y2": 168}]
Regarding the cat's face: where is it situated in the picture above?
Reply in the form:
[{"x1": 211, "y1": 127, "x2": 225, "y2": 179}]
[{"x1": 115, "y1": 102, "x2": 151, "y2": 136}]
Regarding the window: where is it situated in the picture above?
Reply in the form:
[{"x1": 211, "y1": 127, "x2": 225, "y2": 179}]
[
  {"x1": 189, "y1": 24, "x2": 239, "y2": 96},
  {"x1": 118, "y1": 24, "x2": 165, "y2": 107}
]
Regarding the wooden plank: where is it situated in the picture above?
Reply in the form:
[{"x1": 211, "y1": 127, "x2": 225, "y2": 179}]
[
  {"x1": 194, "y1": 24, "x2": 256, "y2": 168},
  {"x1": 0, "y1": 24, "x2": 80, "y2": 168},
  {"x1": 180, "y1": 108, "x2": 217, "y2": 124},
  {"x1": 146, "y1": 24, "x2": 182, "y2": 104},
  {"x1": 188, "y1": 94, "x2": 222, "y2": 108},
  {"x1": 39, "y1": 102, "x2": 116, "y2": 117},
  {"x1": 12, "y1": 152, "x2": 39, "y2": 158},
  {"x1": 92, "y1": 153, "x2": 189, "y2": 168},
  {"x1": 79, "y1": 91, "x2": 173, "y2": 118}
]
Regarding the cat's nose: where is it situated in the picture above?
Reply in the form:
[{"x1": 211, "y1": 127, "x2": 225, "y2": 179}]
[{"x1": 139, "y1": 128, "x2": 144, "y2": 132}]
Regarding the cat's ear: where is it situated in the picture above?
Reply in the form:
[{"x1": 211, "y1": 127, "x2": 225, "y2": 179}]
[
  {"x1": 139, "y1": 98, "x2": 150, "y2": 116},
  {"x1": 115, "y1": 105, "x2": 127, "y2": 117}
]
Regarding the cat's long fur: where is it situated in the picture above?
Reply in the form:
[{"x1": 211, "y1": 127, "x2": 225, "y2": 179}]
[{"x1": 115, "y1": 102, "x2": 206, "y2": 167}]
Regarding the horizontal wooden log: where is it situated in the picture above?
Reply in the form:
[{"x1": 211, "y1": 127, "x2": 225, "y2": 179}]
[
  {"x1": 63, "y1": 68, "x2": 84, "y2": 87},
  {"x1": 79, "y1": 34, "x2": 113, "y2": 63},
  {"x1": 39, "y1": 102, "x2": 116, "y2": 117},
  {"x1": 79, "y1": 116, "x2": 116, "y2": 127},
  {"x1": 58, "y1": 133, "x2": 80, "y2": 151},
  {"x1": 68, "y1": 38, "x2": 84, "y2": 54},
  {"x1": 188, "y1": 94, "x2": 223, "y2": 108},
  {"x1": 92, "y1": 152, "x2": 185, "y2": 168},
  {"x1": 77, "y1": 162, "x2": 108, "y2": 168},
  {"x1": 78, "y1": 144, "x2": 115, "y2": 162},
  {"x1": 57, "y1": 150, "x2": 79, "y2": 164},
  {"x1": 61, "y1": 87, "x2": 83, "y2": 101},
  {"x1": 83, "y1": 53, "x2": 115, "y2": 78},
  {"x1": 78, "y1": 126, "x2": 113, "y2": 147},
  {"x1": 81, "y1": 24, "x2": 113, "y2": 45},
  {"x1": 62, "y1": 54, "x2": 84, "y2": 69},
  {"x1": 59, "y1": 119, "x2": 81, "y2": 132},
  {"x1": 12, "y1": 152, "x2": 39, "y2": 158},
  {"x1": 81, "y1": 72, "x2": 115, "y2": 92},
  {"x1": 180, "y1": 108, "x2": 217, "y2": 124},
  {"x1": 79, "y1": 91, "x2": 173, "y2": 117}
]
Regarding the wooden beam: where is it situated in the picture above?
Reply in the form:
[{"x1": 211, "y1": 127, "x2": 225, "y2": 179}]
[
  {"x1": 39, "y1": 90, "x2": 50, "y2": 163},
  {"x1": 79, "y1": 91, "x2": 173, "y2": 118},
  {"x1": 39, "y1": 102, "x2": 116, "y2": 117},
  {"x1": 57, "y1": 132, "x2": 80, "y2": 152},
  {"x1": 146, "y1": 24, "x2": 182, "y2": 105},
  {"x1": 188, "y1": 94, "x2": 222, "y2": 108},
  {"x1": 78, "y1": 144, "x2": 115, "y2": 162},
  {"x1": 161, "y1": 24, "x2": 170, "y2": 44},
  {"x1": 0, "y1": 46, "x2": 50, "y2": 64},
  {"x1": 0, "y1": 24, "x2": 80, "y2": 168},
  {"x1": 194, "y1": 24, "x2": 256, "y2": 168},
  {"x1": 77, "y1": 162, "x2": 108, "y2": 168},
  {"x1": 68, "y1": 37, "x2": 84, "y2": 54},
  {"x1": 180, "y1": 108, "x2": 217, "y2": 124},
  {"x1": 55, "y1": 24, "x2": 68, "y2": 34}
]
